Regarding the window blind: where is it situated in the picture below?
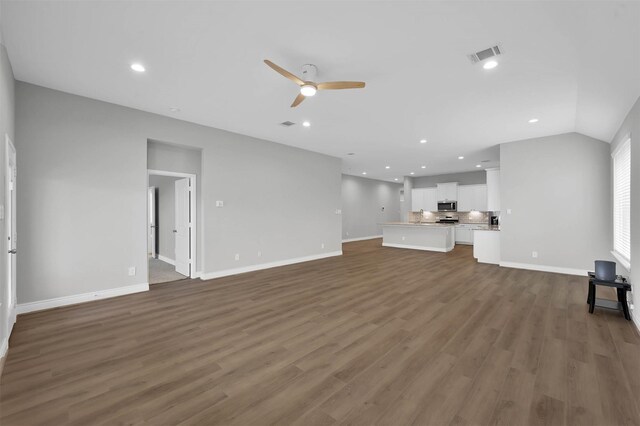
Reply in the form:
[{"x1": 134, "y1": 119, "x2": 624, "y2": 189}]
[{"x1": 613, "y1": 138, "x2": 631, "y2": 265}]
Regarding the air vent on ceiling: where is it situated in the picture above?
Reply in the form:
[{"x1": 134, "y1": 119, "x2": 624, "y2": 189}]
[
  {"x1": 481, "y1": 159, "x2": 491, "y2": 163},
  {"x1": 468, "y1": 45, "x2": 502, "y2": 63},
  {"x1": 280, "y1": 121, "x2": 295, "y2": 127}
]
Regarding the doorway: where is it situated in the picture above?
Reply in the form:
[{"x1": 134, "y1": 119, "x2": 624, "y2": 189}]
[
  {"x1": 147, "y1": 170, "x2": 197, "y2": 284},
  {"x1": 4, "y1": 135, "x2": 16, "y2": 337}
]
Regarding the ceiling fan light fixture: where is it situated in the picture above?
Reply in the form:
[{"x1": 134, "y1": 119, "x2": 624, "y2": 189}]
[
  {"x1": 483, "y1": 60, "x2": 498, "y2": 70},
  {"x1": 300, "y1": 84, "x2": 317, "y2": 97}
]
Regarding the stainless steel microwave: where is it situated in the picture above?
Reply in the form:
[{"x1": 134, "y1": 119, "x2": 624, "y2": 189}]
[{"x1": 437, "y1": 201, "x2": 457, "y2": 212}]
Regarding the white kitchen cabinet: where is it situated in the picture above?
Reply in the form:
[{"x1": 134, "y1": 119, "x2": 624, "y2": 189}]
[
  {"x1": 457, "y1": 184, "x2": 487, "y2": 211},
  {"x1": 411, "y1": 188, "x2": 424, "y2": 211},
  {"x1": 423, "y1": 188, "x2": 438, "y2": 211},
  {"x1": 474, "y1": 185, "x2": 488, "y2": 211},
  {"x1": 437, "y1": 182, "x2": 458, "y2": 201},
  {"x1": 486, "y1": 168, "x2": 501, "y2": 211},
  {"x1": 457, "y1": 186, "x2": 472, "y2": 212},
  {"x1": 411, "y1": 188, "x2": 437, "y2": 212},
  {"x1": 456, "y1": 224, "x2": 489, "y2": 245},
  {"x1": 455, "y1": 226, "x2": 473, "y2": 244}
]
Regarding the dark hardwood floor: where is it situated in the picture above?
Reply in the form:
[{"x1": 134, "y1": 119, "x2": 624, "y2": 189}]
[{"x1": 1, "y1": 239, "x2": 639, "y2": 425}]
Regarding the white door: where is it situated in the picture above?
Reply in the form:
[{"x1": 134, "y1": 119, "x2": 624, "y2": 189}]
[
  {"x1": 5, "y1": 136, "x2": 17, "y2": 335},
  {"x1": 148, "y1": 187, "x2": 156, "y2": 258},
  {"x1": 174, "y1": 178, "x2": 191, "y2": 276}
]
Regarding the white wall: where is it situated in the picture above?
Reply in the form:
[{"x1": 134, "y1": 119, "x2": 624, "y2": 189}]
[
  {"x1": 342, "y1": 174, "x2": 402, "y2": 240},
  {"x1": 16, "y1": 82, "x2": 342, "y2": 305},
  {"x1": 610, "y1": 96, "x2": 640, "y2": 330},
  {"x1": 148, "y1": 175, "x2": 179, "y2": 261},
  {"x1": 500, "y1": 132, "x2": 614, "y2": 274},
  {"x1": 0, "y1": 34, "x2": 15, "y2": 357}
]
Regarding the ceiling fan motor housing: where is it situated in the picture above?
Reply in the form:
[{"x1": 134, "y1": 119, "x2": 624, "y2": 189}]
[{"x1": 301, "y1": 64, "x2": 318, "y2": 83}]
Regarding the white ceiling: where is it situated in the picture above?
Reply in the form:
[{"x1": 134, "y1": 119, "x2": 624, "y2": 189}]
[{"x1": 2, "y1": 1, "x2": 639, "y2": 182}]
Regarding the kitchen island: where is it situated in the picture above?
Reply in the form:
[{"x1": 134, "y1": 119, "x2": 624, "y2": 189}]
[{"x1": 381, "y1": 222, "x2": 455, "y2": 252}]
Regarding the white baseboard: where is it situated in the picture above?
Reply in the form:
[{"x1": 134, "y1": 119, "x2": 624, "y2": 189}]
[
  {"x1": 16, "y1": 283, "x2": 150, "y2": 315},
  {"x1": 342, "y1": 235, "x2": 382, "y2": 243},
  {"x1": 192, "y1": 270, "x2": 203, "y2": 279},
  {"x1": 157, "y1": 255, "x2": 175, "y2": 265},
  {"x1": 0, "y1": 337, "x2": 7, "y2": 359},
  {"x1": 633, "y1": 314, "x2": 640, "y2": 336},
  {"x1": 382, "y1": 243, "x2": 450, "y2": 253},
  {"x1": 499, "y1": 261, "x2": 588, "y2": 276},
  {"x1": 201, "y1": 251, "x2": 342, "y2": 280}
]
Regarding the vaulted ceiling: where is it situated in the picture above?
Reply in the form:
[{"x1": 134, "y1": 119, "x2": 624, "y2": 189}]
[{"x1": 2, "y1": 1, "x2": 639, "y2": 181}]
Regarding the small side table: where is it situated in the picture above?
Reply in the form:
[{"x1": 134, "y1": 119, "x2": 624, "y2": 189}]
[{"x1": 587, "y1": 272, "x2": 632, "y2": 320}]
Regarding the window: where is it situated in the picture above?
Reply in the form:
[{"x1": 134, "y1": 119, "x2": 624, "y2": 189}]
[{"x1": 612, "y1": 137, "x2": 631, "y2": 269}]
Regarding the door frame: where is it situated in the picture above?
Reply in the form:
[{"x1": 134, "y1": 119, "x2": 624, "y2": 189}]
[
  {"x1": 147, "y1": 169, "x2": 197, "y2": 279},
  {"x1": 148, "y1": 186, "x2": 157, "y2": 258},
  {"x1": 5, "y1": 134, "x2": 16, "y2": 338}
]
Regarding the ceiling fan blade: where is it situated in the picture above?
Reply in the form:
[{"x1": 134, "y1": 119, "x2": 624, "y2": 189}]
[
  {"x1": 317, "y1": 81, "x2": 366, "y2": 90},
  {"x1": 264, "y1": 59, "x2": 304, "y2": 86},
  {"x1": 291, "y1": 93, "x2": 305, "y2": 108}
]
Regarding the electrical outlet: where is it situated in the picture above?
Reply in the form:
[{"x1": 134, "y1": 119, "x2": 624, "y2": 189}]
[
  {"x1": 216, "y1": 200, "x2": 224, "y2": 207},
  {"x1": 321, "y1": 243, "x2": 325, "y2": 249},
  {"x1": 402, "y1": 236, "x2": 405, "y2": 241},
  {"x1": 257, "y1": 251, "x2": 262, "y2": 258},
  {"x1": 335, "y1": 209, "x2": 342, "y2": 214},
  {"x1": 234, "y1": 253, "x2": 240, "y2": 261},
  {"x1": 532, "y1": 251, "x2": 538, "y2": 258},
  {"x1": 507, "y1": 209, "x2": 512, "y2": 214},
  {"x1": 128, "y1": 267, "x2": 136, "y2": 276},
  {"x1": 346, "y1": 232, "x2": 349, "y2": 236}
]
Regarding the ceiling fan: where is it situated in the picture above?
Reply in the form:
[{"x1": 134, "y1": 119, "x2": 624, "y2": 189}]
[{"x1": 264, "y1": 59, "x2": 366, "y2": 107}]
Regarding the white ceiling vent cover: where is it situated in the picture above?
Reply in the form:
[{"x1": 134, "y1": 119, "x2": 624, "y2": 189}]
[{"x1": 468, "y1": 45, "x2": 502, "y2": 63}]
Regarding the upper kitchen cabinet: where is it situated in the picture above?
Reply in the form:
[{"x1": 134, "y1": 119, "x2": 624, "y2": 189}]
[
  {"x1": 411, "y1": 188, "x2": 424, "y2": 211},
  {"x1": 486, "y1": 168, "x2": 501, "y2": 211},
  {"x1": 437, "y1": 182, "x2": 458, "y2": 201},
  {"x1": 411, "y1": 188, "x2": 437, "y2": 211},
  {"x1": 457, "y1": 184, "x2": 487, "y2": 211},
  {"x1": 423, "y1": 188, "x2": 438, "y2": 211}
]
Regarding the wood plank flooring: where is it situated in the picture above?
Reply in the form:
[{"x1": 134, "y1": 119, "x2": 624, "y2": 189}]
[{"x1": 1, "y1": 239, "x2": 639, "y2": 425}]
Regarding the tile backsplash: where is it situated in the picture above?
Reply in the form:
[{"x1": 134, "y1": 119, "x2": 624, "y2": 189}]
[{"x1": 408, "y1": 210, "x2": 491, "y2": 224}]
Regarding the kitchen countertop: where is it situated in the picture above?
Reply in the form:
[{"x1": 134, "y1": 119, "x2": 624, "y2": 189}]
[
  {"x1": 382, "y1": 222, "x2": 500, "y2": 231},
  {"x1": 382, "y1": 222, "x2": 454, "y2": 227},
  {"x1": 475, "y1": 226, "x2": 501, "y2": 231}
]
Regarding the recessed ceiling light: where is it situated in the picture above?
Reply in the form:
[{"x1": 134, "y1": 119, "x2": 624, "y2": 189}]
[
  {"x1": 528, "y1": 118, "x2": 539, "y2": 123},
  {"x1": 300, "y1": 84, "x2": 317, "y2": 97},
  {"x1": 169, "y1": 107, "x2": 180, "y2": 112},
  {"x1": 420, "y1": 139, "x2": 427, "y2": 144},
  {"x1": 476, "y1": 164, "x2": 482, "y2": 168},
  {"x1": 130, "y1": 63, "x2": 146, "y2": 72},
  {"x1": 385, "y1": 166, "x2": 390, "y2": 169},
  {"x1": 458, "y1": 156, "x2": 464, "y2": 160},
  {"x1": 394, "y1": 178, "x2": 399, "y2": 181},
  {"x1": 483, "y1": 60, "x2": 498, "y2": 70},
  {"x1": 421, "y1": 165, "x2": 426, "y2": 169},
  {"x1": 302, "y1": 121, "x2": 311, "y2": 127},
  {"x1": 362, "y1": 172, "x2": 367, "y2": 175},
  {"x1": 410, "y1": 172, "x2": 415, "y2": 175}
]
